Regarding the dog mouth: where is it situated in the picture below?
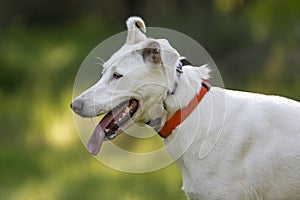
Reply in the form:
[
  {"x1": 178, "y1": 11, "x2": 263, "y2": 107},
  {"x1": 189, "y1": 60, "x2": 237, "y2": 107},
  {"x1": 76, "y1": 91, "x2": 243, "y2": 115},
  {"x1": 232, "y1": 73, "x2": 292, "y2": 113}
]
[{"x1": 87, "y1": 99, "x2": 139, "y2": 155}]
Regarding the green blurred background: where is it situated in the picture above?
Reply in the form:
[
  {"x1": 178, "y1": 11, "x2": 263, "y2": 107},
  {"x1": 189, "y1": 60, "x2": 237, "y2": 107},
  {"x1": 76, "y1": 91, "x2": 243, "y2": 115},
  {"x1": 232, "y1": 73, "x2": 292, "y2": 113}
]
[{"x1": 0, "y1": 0, "x2": 299, "y2": 199}]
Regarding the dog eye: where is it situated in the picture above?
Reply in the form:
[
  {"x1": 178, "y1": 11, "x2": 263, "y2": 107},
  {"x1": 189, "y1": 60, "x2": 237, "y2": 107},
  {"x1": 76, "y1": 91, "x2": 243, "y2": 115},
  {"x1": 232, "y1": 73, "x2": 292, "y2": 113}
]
[{"x1": 113, "y1": 72, "x2": 123, "y2": 79}]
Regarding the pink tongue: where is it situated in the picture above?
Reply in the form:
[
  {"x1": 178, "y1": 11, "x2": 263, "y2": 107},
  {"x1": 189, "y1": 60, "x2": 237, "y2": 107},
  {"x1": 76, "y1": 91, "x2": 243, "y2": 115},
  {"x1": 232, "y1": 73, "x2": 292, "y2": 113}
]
[{"x1": 87, "y1": 123, "x2": 105, "y2": 155}]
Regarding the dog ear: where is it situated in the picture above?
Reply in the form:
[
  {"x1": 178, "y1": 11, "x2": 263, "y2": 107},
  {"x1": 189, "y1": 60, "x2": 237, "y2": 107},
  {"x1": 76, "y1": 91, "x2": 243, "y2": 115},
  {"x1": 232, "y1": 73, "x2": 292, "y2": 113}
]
[
  {"x1": 141, "y1": 40, "x2": 180, "y2": 93},
  {"x1": 126, "y1": 16, "x2": 147, "y2": 44},
  {"x1": 158, "y1": 39, "x2": 179, "y2": 68},
  {"x1": 141, "y1": 40, "x2": 179, "y2": 67},
  {"x1": 142, "y1": 42, "x2": 162, "y2": 64}
]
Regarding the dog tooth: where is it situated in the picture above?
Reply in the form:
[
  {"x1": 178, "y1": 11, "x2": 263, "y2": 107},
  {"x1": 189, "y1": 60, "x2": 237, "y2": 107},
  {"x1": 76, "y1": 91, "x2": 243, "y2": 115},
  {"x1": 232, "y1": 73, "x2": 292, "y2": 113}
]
[
  {"x1": 104, "y1": 128, "x2": 110, "y2": 133},
  {"x1": 125, "y1": 107, "x2": 130, "y2": 113}
]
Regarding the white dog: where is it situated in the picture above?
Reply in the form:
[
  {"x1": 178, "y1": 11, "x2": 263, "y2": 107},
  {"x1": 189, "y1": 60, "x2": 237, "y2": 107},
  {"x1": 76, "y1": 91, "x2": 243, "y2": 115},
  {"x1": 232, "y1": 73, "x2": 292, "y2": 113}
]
[{"x1": 71, "y1": 16, "x2": 300, "y2": 200}]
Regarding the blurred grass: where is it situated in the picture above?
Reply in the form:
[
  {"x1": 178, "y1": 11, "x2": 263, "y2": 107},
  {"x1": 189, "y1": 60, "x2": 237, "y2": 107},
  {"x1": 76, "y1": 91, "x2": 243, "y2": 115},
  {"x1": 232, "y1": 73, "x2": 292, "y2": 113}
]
[{"x1": 0, "y1": 146, "x2": 185, "y2": 200}]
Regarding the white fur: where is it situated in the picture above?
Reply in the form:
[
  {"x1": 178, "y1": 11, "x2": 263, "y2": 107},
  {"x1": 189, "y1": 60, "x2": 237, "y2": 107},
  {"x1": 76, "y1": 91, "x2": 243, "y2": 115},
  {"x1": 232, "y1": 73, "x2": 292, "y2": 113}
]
[
  {"x1": 72, "y1": 17, "x2": 300, "y2": 200},
  {"x1": 126, "y1": 16, "x2": 147, "y2": 44}
]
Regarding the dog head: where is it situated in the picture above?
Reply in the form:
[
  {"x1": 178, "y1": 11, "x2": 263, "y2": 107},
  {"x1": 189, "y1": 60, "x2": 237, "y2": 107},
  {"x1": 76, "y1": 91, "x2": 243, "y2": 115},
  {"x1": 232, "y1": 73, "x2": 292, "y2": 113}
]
[{"x1": 71, "y1": 17, "x2": 181, "y2": 154}]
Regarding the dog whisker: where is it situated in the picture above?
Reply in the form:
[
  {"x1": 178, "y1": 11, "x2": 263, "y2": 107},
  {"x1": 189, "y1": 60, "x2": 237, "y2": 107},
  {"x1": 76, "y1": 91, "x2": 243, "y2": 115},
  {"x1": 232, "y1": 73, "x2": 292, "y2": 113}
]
[
  {"x1": 93, "y1": 56, "x2": 105, "y2": 64},
  {"x1": 95, "y1": 62, "x2": 104, "y2": 67}
]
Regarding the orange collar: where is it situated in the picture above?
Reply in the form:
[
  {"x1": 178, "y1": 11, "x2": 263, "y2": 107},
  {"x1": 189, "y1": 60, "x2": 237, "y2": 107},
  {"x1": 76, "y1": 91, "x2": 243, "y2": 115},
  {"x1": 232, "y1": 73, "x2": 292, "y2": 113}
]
[{"x1": 158, "y1": 80, "x2": 211, "y2": 138}]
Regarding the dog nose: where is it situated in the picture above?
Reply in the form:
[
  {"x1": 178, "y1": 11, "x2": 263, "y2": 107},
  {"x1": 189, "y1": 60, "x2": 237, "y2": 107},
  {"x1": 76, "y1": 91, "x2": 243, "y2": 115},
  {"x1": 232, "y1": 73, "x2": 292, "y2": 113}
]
[{"x1": 70, "y1": 98, "x2": 83, "y2": 112}]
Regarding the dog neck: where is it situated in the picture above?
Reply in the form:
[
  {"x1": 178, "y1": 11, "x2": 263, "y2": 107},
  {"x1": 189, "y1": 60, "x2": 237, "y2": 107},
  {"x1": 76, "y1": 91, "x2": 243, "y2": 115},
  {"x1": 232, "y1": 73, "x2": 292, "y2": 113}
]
[
  {"x1": 160, "y1": 65, "x2": 210, "y2": 137},
  {"x1": 165, "y1": 65, "x2": 208, "y2": 114}
]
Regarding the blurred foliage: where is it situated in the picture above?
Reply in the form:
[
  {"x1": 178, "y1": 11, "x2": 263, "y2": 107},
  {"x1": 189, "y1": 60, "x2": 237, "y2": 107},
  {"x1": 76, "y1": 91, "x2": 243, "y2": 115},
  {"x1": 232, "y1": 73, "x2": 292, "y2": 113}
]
[{"x1": 0, "y1": 0, "x2": 299, "y2": 199}]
